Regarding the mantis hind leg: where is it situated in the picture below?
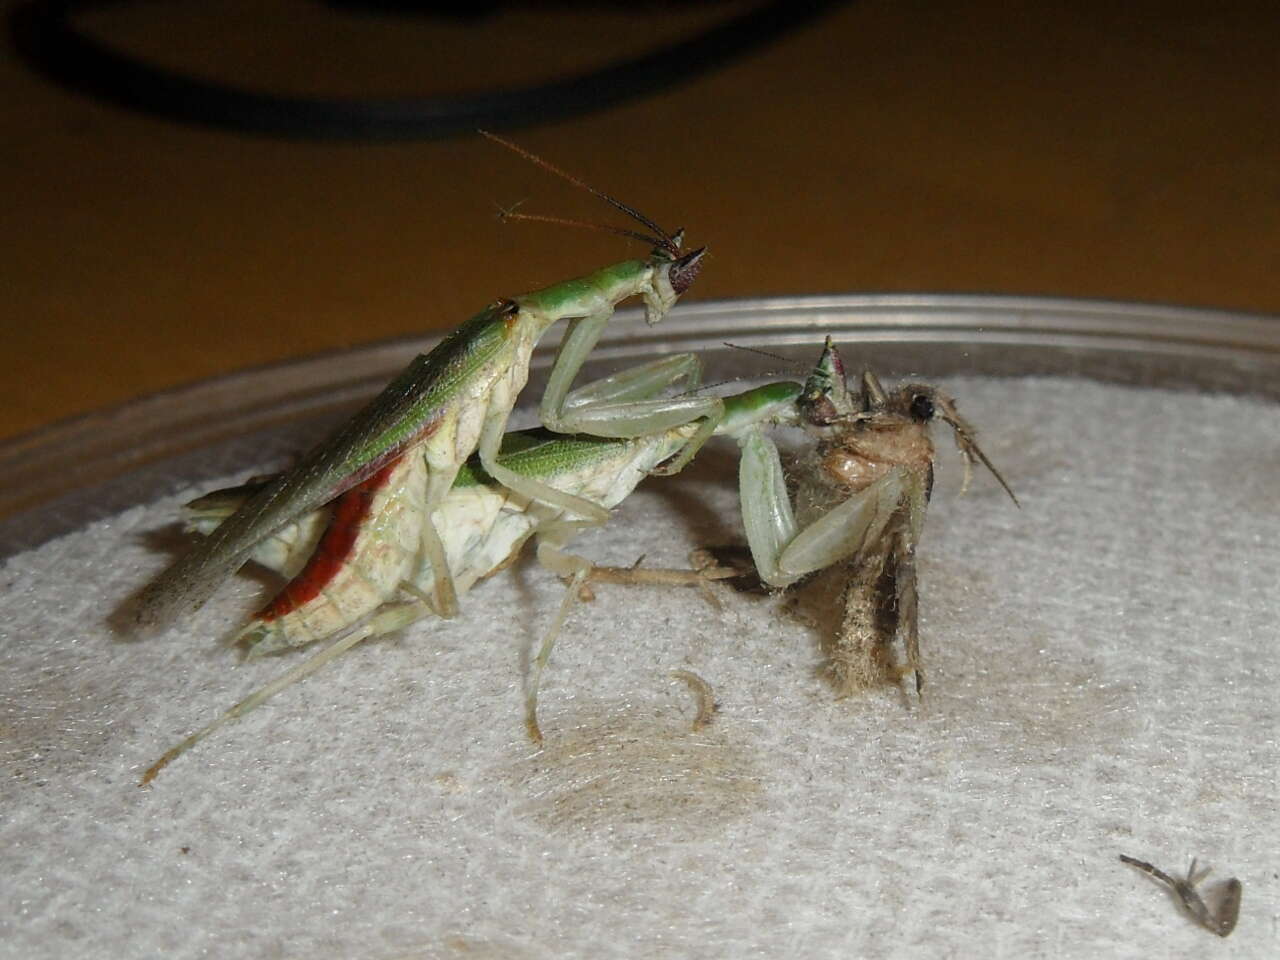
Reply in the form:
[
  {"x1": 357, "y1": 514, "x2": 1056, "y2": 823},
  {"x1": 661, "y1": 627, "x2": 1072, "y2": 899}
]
[
  {"x1": 417, "y1": 467, "x2": 462, "y2": 618},
  {"x1": 524, "y1": 523, "x2": 601, "y2": 743},
  {"x1": 141, "y1": 600, "x2": 430, "y2": 785}
]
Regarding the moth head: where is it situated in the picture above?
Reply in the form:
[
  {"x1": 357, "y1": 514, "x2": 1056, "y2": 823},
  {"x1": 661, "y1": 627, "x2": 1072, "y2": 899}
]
[{"x1": 900, "y1": 384, "x2": 1019, "y2": 507}]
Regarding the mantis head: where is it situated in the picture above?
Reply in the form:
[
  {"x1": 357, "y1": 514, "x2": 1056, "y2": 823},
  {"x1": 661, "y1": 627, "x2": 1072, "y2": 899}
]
[
  {"x1": 480, "y1": 131, "x2": 705, "y2": 325},
  {"x1": 644, "y1": 235, "x2": 706, "y2": 324}
]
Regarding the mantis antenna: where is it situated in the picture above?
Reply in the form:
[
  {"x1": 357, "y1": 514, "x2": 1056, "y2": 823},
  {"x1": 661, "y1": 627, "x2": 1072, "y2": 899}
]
[{"x1": 481, "y1": 130, "x2": 681, "y2": 253}]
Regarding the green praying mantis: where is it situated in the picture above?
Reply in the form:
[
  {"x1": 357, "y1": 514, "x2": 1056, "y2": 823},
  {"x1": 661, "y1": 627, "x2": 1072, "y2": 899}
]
[
  {"x1": 141, "y1": 370, "x2": 806, "y2": 783},
  {"x1": 135, "y1": 134, "x2": 715, "y2": 633}
]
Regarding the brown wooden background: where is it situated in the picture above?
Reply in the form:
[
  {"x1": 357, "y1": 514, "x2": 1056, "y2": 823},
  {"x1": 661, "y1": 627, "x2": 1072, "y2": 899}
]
[{"x1": 6, "y1": 1, "x2": 1278, "y2": 441}]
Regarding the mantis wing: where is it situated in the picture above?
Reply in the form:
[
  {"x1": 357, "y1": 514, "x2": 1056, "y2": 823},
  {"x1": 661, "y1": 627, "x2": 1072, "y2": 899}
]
[{"x1": 136, "y1": 301, "x2": 516, "y2": 629}]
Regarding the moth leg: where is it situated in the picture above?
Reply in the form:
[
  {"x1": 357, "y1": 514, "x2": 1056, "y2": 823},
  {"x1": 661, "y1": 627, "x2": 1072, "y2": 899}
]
[
  {"x1": 829, "y1": 535, "x2": 896, "y2": 696},
  {"x1": 893, "y1": 542, "x2": 923, "y2": 697},
  {"x1": 1119, "y1": 855, "x2": 1242, "y2": 937}
]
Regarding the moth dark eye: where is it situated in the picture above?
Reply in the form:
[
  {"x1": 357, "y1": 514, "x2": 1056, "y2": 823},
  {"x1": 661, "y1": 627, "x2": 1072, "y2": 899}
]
[{"x1": 910, "y1": 394, "x2": 935, "y2": 421}]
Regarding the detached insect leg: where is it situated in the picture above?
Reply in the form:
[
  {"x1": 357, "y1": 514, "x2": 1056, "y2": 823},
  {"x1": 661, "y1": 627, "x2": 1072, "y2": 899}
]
[{"x1": 1119, "y1": 854, "x2": 1242, "y2": 937}]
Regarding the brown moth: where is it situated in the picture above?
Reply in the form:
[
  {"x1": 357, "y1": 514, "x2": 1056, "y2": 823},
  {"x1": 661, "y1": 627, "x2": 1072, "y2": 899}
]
[{"x1": 736, "y1": 337, "x2": 1017, "y2": 695}]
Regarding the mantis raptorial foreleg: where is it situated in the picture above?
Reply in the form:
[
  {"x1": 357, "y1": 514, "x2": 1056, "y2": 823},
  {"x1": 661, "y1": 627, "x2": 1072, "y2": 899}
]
[
  {"x1": 143, "y1": 361, "x2": 828, "y2": 779},
  {"x1": 542, "y1": 318, "x2": 723, "y2": 442},
  {"x1": 478, "y1": 313, "x2": 726, "y2": 534},
  {"x1": 144, "y1": 359, "x2": 750, "y2": 781},
  {"x1": 477, "y1": 352, "x2": 724, "y2": 526},
  {"x1": 738, "y1": 425, "x2": 906, "y2": 588},
  {"x1": 551, "y1": 352, "x2": 724, "y2": 476}
]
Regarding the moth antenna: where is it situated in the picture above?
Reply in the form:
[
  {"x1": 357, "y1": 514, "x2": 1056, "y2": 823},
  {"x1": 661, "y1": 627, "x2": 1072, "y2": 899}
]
[
  {"x1": 496, "y1": 210, "x2": 666, "y2": 248},
  {"x1": 481, "y1": 131, "x2": 678, "y2": 253},
  {"x1": 960, "y1": 432, "x2": 1019, "y2": 506},
  {"x1": 957, "y1": 449, "x2": 975, "y2": 497},
  {"x1": 932, "y1": 393, "x2": 1019, "y2": 507}
]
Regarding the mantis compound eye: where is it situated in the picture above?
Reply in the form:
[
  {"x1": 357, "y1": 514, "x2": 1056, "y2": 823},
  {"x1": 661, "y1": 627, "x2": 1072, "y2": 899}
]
[
  {"x1": 909, "y1": 393, "x2": 936, "y2": 422},
  {"x1": 668, "y1": 246, "x2": 706, "y2": 295}
]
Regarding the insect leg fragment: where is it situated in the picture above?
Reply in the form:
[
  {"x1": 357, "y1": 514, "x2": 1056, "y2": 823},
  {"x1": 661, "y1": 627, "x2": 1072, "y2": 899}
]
[{"x1": 1119, "y1": 854, "x2": 1242, "y2": 937}]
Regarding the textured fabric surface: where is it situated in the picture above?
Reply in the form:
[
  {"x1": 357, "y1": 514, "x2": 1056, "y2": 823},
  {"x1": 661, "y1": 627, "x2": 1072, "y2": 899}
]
[{"x1": 2, "y1": 377, "x2": 1276, "y2": 959}]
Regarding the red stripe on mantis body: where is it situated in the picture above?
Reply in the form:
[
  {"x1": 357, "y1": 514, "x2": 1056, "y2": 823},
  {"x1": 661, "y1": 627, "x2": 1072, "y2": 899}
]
[{"x1": 258, "y1": 456, "x2": 404, "y2": 621}]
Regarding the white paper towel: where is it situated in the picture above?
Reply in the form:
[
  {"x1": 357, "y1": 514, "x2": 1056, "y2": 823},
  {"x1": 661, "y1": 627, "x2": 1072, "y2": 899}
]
[{"x1": 2, "y1": 377, "x2": 1276, "y2": 959}]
